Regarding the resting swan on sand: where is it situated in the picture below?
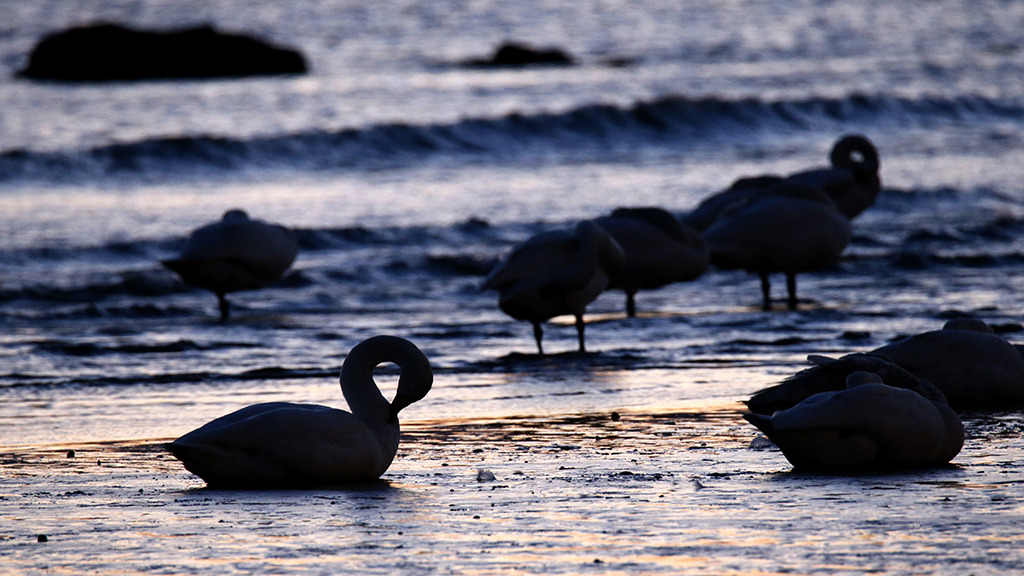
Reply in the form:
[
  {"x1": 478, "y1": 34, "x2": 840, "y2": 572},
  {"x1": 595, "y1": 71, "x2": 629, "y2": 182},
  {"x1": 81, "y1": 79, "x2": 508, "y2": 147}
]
[
  {"x1": 682, "y1": 134, "x2": 881, "y2": 231},
  {"x1": 745, "y1": 352, "x2": 948, "y2": 416},
  {"x1": 701, "y1": 183, "x2": 851, "y2": 311},
  {"x1": 744, "y1": 371, "x2": 964, "y2": 472},
  {"x1": 166, "y1": 335, "x2": 433, "y2": 488},
  {"x1": 594, "y1": 207, "x2": 709, "y2": 317},
  {"x1": 481, "y1": 220, "x2": 625, "y2": 354},
  {"x1": 872, "y1": 318, "x2": 1024, "y2": 410},
  {"x1": 162, "y1": 209, "x2": 298, "y2": 320}
]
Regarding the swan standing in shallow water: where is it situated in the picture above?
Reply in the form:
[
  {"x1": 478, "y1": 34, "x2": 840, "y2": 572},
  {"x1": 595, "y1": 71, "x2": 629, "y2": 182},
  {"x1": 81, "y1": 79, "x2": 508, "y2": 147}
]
[
  {"x1": 701, "y1": 183, "x2": 851, "y2": 310},
  {"x1": 166, "y1": 335, "x2": 433, "y2": 488},
  {"x1": 162, "y1": 209, "x2": 299, "y2": 320},
  {"x1": 481, "y1": 220, "x2": 625, "y2": 354},
  {"x1": 872, "y1": 319, "x2": 1024, "y2": 410},
  {"x1": 744, "y1": 371, "x2": 964, "y2": 472},
  {"x1": 682, "y1": 134, "x2": 881, "y2": 231},
  {"x1": 595, "y1": 207, "x2": 709, "y2": 317}
]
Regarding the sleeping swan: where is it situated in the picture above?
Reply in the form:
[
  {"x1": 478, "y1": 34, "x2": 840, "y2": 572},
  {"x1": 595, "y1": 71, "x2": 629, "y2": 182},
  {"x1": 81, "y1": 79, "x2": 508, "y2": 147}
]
[
  {"x1": 162, "y1": 209, "x2": 299, "y2": 320},
  {"x1": 871, "y1": 318, "x2": 1024, "y2": 410},
  {"x1": 744, "y1": 371, "x2": 963, "y2": 472},
  {"x1": 166, "y1": 335, "x2": 433, "y2": 488}
]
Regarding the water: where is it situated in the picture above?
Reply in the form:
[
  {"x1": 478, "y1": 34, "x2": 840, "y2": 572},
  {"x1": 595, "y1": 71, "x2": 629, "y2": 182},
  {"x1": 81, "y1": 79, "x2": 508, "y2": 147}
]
[{"x1": 2, "y1": 0, "x2": 1024, "y2": 573}]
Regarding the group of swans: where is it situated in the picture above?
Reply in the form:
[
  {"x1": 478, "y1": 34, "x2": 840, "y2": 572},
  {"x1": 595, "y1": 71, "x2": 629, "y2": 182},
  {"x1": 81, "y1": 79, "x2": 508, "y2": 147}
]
[
  {"x1": 159, "y1": 132, "x2": 1017, "y2": 482},
  {"x1": 483, "y1": 134, "x2": 880, "y2": 353},
  {"x1": 743, "y1": 318, "x2": 1024, "y2": 472},
  {"x1": 165, "y1": 319, "x2": 1023, "y2": 488},
  {"x1": 163, "y1": 319, "x2": 1024, "y2": 488}
]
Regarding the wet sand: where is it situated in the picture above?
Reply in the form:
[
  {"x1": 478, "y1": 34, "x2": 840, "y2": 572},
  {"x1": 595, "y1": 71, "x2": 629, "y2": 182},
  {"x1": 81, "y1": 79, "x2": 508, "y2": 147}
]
[{"x1": 3, "y1": 406, "x2": 1023, "y2": 575}]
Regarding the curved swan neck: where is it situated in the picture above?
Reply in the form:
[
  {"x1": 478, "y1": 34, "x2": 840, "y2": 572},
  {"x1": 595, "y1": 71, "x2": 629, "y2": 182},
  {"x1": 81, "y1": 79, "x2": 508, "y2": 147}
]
[
  {"x1": 340, "y1": 336, "x2": 433, "y2": 425},
  {"x1": 831, "y1": 134, "x2": 879, "y2": 174}
]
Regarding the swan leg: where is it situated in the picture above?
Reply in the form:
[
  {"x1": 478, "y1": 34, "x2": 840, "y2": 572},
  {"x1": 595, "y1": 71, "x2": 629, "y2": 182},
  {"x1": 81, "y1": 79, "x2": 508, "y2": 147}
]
[
  {"x1": 532, "y1": 322, "x2": 544, "y2": 355},
  {"x1": 786, "y1": 273, "x2": 798, "y2": 310},
  {"x1": 575, "y1": 314, "x2": 586, "y2": 353},
  {"x1": 759, "y1": 272, "x2": 772, "y2": 311},
  {"x1": 217, "y1": 293, "x2": 230, "y2": 322},
  {"x1": 626, "y1": 293, "x2": 637, "y2": 318}
]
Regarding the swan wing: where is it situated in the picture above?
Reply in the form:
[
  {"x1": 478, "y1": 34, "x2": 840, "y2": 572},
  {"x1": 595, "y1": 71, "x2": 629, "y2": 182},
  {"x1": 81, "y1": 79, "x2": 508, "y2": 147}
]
[{"x1": 168, "y1": 402, "x2": 395, "y2": 487}]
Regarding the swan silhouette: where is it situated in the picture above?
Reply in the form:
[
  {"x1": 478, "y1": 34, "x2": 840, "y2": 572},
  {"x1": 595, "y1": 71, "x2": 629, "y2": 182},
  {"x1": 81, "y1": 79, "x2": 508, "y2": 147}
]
[
  {"x1": 744, "y1": 371, "x2": 964, "y2": 472},
  {"x1": 165, "y1": 335, "x2": 433, "y2": 488},
  {"x1": 595, "y1": 207, "x2": 709, "y2": 317},
  {"x1": 785, "y1": 134, "x2": 881, "y2": 219},
  {"x1": 872, "y1": 319, "x2": 1024, "y2": 410},
  {"x1": 481, "y1": 220, "x2": 625, "y2": 354},
  {"x1": 683, "y1": 134, "x2": 881, "y2": 231},
  {"x1": 745, "y1": 352, "x2": 948, "y2": 416},
  {"x1": 701, "y1": 183, "x2": 851, "y2": 310},
  {"x1": 162, "y1": 209, "x2": 298, "y2": 320}
]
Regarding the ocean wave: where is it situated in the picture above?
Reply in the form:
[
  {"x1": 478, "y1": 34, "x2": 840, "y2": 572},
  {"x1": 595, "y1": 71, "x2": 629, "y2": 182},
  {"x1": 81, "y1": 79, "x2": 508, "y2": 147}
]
[{"x1": 1, "y1": 93, "x2": 1021, "y2": 183}]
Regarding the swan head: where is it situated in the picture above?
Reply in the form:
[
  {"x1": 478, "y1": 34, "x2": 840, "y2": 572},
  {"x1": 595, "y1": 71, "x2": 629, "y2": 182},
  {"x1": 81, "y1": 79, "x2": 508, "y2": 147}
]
[
  {"x1": 222, "y1": 209, "x2": 250, "y2": 222},
  {"x1": 830, "y1": 134, "x2": 880, "y2": 174},
  {"x1": 341, "y1": 336, "x2": 433, "y2": 424},
  {"x1": 846, "y1": 371, "x2": 884, "y2": 388}
]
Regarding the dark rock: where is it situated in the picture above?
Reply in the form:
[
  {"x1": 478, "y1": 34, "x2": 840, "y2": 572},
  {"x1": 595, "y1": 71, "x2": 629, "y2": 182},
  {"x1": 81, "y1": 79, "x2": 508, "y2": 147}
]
[
  {"x1": 18, "y1": 23, "x2": 307, "y2": 81},
  {"x1": 465, "y1": 42, "x2": 574, "y2": 68}
]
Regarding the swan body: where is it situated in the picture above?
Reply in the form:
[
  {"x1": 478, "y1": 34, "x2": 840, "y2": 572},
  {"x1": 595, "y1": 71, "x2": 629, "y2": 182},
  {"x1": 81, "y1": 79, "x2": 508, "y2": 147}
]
[
  {"x1": 166, "y1": 335, "x2": 433, "y2": 488},
  {"x1": 872, "y1": 319, "x2": 1024, "y2": 410},
  {"x1": 682, "y1": 134, "x2": 881, "y2": 231},
  {"x1": 162, "y1": 209, "x2": 298, "y2": 320},
  {"x1": 595, "y1": 207, "x2": 709, "y2": 317},
  {"x1": 745, "y1": 352, "x2": 947, "y2": 416},
  {"x1": 481, "y1": 220, "x2": 625, "y2": 354},
  {"x1": 744, "y1": 372, "x2": 964, "y2": 472},
  {"x1": 701, "y1": 183, "x2": 851, "y2": 310}
]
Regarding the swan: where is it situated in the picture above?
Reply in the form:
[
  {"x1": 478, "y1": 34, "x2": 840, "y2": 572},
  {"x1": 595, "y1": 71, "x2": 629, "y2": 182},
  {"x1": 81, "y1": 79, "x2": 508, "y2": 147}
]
[
  {"x1": 744, "y1": 371, "x2": 964, "y2": 472},
  {"x1": 745, "y1": 352, "x2": 948, "y2": 416},
  {"x1": 165, "y1": 335, "x2": 433, "y2": 488},
  {"x1": 682, "y1": 134, "x2": 881, "y2": 231},
  {"x1": 162, "y1": 209, "x2": 299, "y2": 320},
  {"x1": 481, "y1": 220, "x2": 625, "y2": 354},
  {"x1": 700, "y1": 183, "x2": 851, "y2": 310},
  {"x1": 594, "y1": 207, "x2": 709, "y2": 317},
  {"x1": 786, "y1": 134, "x2": 881, "y2": 220},
  {"x1": 871, "y1": 319, "x2": 1024, "y2": 410}
]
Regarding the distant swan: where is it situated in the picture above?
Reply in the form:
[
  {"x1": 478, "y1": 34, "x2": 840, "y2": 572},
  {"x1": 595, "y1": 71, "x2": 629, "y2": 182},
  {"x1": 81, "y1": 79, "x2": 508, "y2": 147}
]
[
  {"x1": 744, "y1": 371, "x2": 964, "y2": 472},
  {"x1": 481, "y1": 220, "x2": 625, "y2": 354},
  {"x1": 745, "y1": 352, "x2": 948, "y2": 416},
  {"x1": 871, "y1": 319, "x2": 1024, "y2": 410},
  {"x1": 682, "y1": 134, "x2": 881, "y2": 231},
  {"x1": 162, "y1": 209, "x2": 299, "y2": 320},
  {"x1": 701, "y1": 183, "x2": 851, "y2": 310},
  {"x1": 166, "y1": 335, "x2": 433, "y2": 488},
  {"x1": 786, "y1": 133, "x2": 881, "y2": 220},
  {"x1": 595, "y1": 207, "x2": 709, "y2": 317}
]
